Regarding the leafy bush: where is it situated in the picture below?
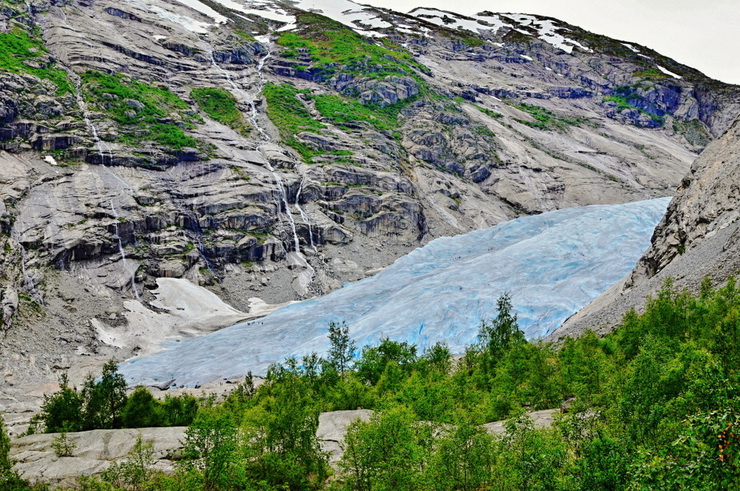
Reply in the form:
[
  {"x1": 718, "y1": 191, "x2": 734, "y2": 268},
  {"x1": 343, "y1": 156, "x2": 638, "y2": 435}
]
[
  {"x1": 37, "y1": 362, "x2": 198, "y2": 433},
  {"x1": 51, "y1": 432, "x2": 76, "y2": 457}
]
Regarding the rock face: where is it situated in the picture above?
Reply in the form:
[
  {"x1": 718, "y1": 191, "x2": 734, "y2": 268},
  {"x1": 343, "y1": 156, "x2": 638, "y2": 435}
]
[
  {"x1": 10, "y1": 426, "x2": 186, "y2": 488},
  {"x1": 0, "y1": 0, "x2": 739, "y2": 412},
  {"x1": 317, "y1": 409, "x2": 373, "y2": 467},
  {"x1": 551, "y1": 117, "x2": 740, "y2": 340},
  {"x1": 10, "y1": 409, "x2": 373, "y2": 486}
]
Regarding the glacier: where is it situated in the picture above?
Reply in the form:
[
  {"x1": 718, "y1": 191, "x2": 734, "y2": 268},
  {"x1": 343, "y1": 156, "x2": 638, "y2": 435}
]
[{"x1": 120, "y1": 198, "x2": 670, "y2": 386}]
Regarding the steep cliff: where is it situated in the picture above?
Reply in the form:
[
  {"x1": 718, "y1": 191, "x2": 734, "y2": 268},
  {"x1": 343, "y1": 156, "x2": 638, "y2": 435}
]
[{"x1": 552, "y1": 116, "x2": 740, "y2": 340}]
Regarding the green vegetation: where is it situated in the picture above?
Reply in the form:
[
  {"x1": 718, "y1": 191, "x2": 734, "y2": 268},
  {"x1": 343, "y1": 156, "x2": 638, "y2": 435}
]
[
  {"x1": 603, "y1": 85, "x2": 664, "y2": 123},
  {"x1": 82, "y1": 71, "x2": 201, "y2": 150},
  {"x1": 263, "y1": 83, "x2": 413, "y2": 162},
  {"x1": 673, "y1": 118, "x2": 712, "y2": 148},
  {"x1": 0, "y1": 27, "x2": 72, "y2": 95},
  {"x1": 35, "y1": 361, "x2": 198, "y2": 434},
  {"x1": 191, "y1": 87, "x2": 250, "y2": 136},
  {"x1": 276, "y1": 13, "x2": 427, "y2": 81},
  {"x1": 475, "y1": 104, "x2": 504, "y2": 119},
  {"x1": 263, "y1": 83, "x2": 325, "y2": 159},
  {"x1": 312, "y1": 93, "x2": 405, "y2": 131},
  {"x1": 633, "y1": 67, "x2": 669, "y2": 79},
  {"x1": 514, "y1": 102, "x2": 587, "y2": 131},
  {"x1": 51, "y1": 433, "x2": 76, "y2": 457},
  {"x1": 100, "y1": 435, "x2": 155, "y2": 489},
  {"x1": 1, "y1": 412, "x2": 26, "y2": 490},
  {"x1": 15, "y1": 277, "x2": 740, "y2": 489}
]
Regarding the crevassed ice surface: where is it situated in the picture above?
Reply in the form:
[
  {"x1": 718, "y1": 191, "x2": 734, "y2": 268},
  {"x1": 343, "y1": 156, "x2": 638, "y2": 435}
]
[{"x1": 120, "y1": 198, "x2": 670, "y2": 386}]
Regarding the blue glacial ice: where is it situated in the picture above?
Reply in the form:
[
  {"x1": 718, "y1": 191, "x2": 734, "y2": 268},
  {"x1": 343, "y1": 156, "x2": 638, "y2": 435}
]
[{"x1": 120, "y1": 197, "x2": 670, "y2": 386}]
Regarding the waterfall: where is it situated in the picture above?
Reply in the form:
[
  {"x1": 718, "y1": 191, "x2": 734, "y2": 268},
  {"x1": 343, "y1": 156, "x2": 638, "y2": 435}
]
[
  {"x1": 110, "y1": 201, "x2": 141, "y2": 301},
  {"x1": 208, "y1": 39, "x2": 303, "y2": 253},
  {"x1": 67, "y1": 70, "x2": 113, "y2": 165},
  {"x1": 295, "y1": 176, "x2": 315, "y2": 251}
]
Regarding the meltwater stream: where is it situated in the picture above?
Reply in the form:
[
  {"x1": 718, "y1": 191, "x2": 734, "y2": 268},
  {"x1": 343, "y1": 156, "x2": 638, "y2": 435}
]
[{"x1": 120, "y1": 198, "x2": 670, "y2": 386}]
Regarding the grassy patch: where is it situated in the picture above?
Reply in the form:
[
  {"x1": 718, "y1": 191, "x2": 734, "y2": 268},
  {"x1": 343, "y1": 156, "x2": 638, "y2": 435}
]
[
  {"x1": 191, "y1": 87, "x2": 250, "y2": 136},
  {"x1": 514, "y1": 102, "x2": 586, "y2": 131},
  {"x1": 632, "y1": 68, "x2": 668, "y2": 79},
  {"x1": 276, "y1": 13, "x2": 428, "y2": 81},
  {"x1": 475, "y1": 105, "x2": 503, "y2": 119},
  {"x1": 82, "y1": 71, "x2": 201, "y2": 150},
  {"x1": 0, "y1": 27, "x2": 73, "y2": 95},
  {"x1": 263, "y1": 83, "x2": 325, "y2": 160},
  {"x1": 603, "y1": 86, "x2": 663, "y2": 123},
  {"x1": 312, "y1": 94, "x2": 404, "y2": 131}
]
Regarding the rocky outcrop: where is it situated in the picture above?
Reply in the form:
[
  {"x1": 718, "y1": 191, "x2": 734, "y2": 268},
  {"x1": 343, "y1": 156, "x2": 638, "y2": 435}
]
[
  {"x1": 317, "y1": 409, "x2": 373, "y2": 467},
  {"x1": 10, "y1": 409, "x2": 375, "y2": 486},
  {"x1": 10, "y1": 427, "x2": 186, "y2": 488},
  {"x1": 551, "y1": 117, "x2": 740, "y2": 340}
]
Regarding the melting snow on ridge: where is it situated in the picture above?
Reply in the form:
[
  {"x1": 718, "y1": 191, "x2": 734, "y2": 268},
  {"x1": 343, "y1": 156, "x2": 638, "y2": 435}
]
[
  {"x1": 412, "y1": 7, "x2": 494, "y2": 34},
  {"x1": 212, "y1": 0, "x2": 297, "y2": 27},
  {"x1": 410, "y1": 9, "x2": 592, "y2": 54},
  {"x1": 287, "y1": 0, "x2": 392, "y2": 36},
  {"x1": 656, "y1": 65, "x2": 683, "y2": 79},
  {"x1": 172, "y1": 0, "x2": 229, "y2": 24},
  {"x1": 120, "y1": 198, "x2": 670, "y2": 387},
  {"x1": 503, "y1": 14, "x2": 592, "y2": 53},
  {"x1": 124, "y1": 0, "x2": 213, "y2": 34}
]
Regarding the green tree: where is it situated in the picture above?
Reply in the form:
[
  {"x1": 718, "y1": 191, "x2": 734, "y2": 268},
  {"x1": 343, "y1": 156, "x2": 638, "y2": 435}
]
[
  {"x1": 477, "y1": 292, "x2": 525, "y2": 379},
  {"x1": 160, "y1": 394, "x2": 199, "y2": 427},
  {"x1": 180, "y1": 408, "x2": 240, "y2": 490},
  {"x1": 327, "y1": 321, "x2": 357, "y2": 374},
  {"x1": 121, "y1": 387, "x2": 162, "y2": 428},
  {"x1": 356, "y1": 338, "x2": 418, "y2": 385},
  {"x1": 41, "y1": 372, "x2": 84, "y2": 432},
  {"x1": 426, "y1": 412, "x2": 496, "y2": 490},
  {"x1": 340, "y1": 405, "x2": 431, "y2": 491},
  {"x1": 52, "y1": 432, "x2": 77, "y2": 457},
  {"x1": 101, "y1": 434, "x2": 155, "y2": 490},
  {"x1": 1, "y1": 413, "x2": 26, "y2": 490},
  {"x1": 82, "y1": 360, "x2": 128, "y2": 430},
  {"x1": 497, "y1": 413, "x2": 571, "y2": 490},
  {"x1": 242, "y1": 365, "x2": 328, "y2": 488}
]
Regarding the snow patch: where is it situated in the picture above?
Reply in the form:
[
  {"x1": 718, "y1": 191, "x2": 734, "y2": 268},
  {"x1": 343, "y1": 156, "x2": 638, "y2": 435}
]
[
  {"x1": 211, "y1": 0, "x2": 296, "y2": 25},
  {"x1": 656, "y1": 65, "x2": 683, "y2": 79},
  {"x1": 503, "y1": 13, "x2": 592, "y2": 53},
  {"x1": 411, "y1": 7, "x2": 492, "y2": 34},
  {"x1": 287, "y1": 0, "x2": 391, "y2": 36},
  {"x1": 172, "y1": 0, "x2": 228, "y2": 23}
]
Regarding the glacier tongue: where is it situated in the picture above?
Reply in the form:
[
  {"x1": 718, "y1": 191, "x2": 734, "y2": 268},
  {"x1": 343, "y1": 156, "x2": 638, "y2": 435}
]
[{"x1": 120, "y1": 198, "x2": 670, "y2": 387}]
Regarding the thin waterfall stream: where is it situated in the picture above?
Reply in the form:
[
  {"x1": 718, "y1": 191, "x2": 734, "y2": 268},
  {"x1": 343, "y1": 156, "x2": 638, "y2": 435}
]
[{"x1": 209, "y1": 37, "x2": 305, "y2": 256}]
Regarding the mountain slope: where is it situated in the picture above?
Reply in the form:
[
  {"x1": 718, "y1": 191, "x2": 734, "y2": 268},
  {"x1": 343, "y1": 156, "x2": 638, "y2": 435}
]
[
  {"x1": 551, "y1": 116, "x2": 740, "y2": 340},
  {"x1": 0, "y1": 0, "x2": 739, "y2": 397}
]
